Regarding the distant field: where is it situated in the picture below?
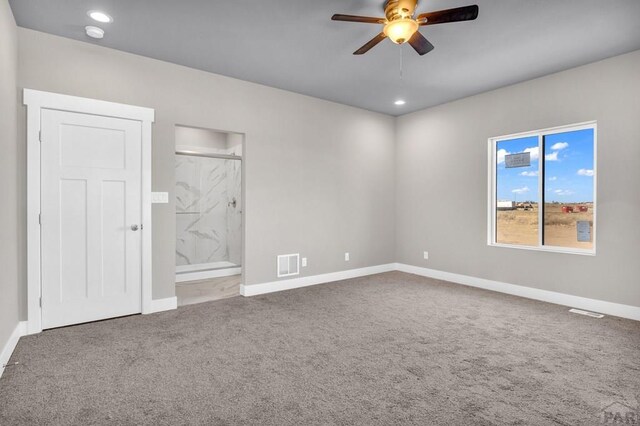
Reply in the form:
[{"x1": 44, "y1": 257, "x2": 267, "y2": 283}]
[
  {"x1": 496, "y1": 204, "x2": 593, "y2": 249},
  {"x1": 544, "y1": 204, "x2": 594, "y2": 249}
]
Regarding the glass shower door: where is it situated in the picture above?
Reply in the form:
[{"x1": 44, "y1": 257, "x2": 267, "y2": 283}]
[{"x1": 175, "y1": 153, "x2": 241, "y2": 275}]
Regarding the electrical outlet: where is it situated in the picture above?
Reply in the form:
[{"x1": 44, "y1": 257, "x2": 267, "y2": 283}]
[
  {"x1": 423, "y1": 251, "x2": 429, "y2": 260},
  {"x1": 301, "y1": 257, "x2": 308, "y2": 267},
  {"x1": 344, "y1": 252, "x2": 350, "y2": 261}
]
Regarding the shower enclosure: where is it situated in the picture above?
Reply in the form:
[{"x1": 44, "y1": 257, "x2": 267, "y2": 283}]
[{"x1": 175, "y1": 150, "x2": 242, "y2": 282}]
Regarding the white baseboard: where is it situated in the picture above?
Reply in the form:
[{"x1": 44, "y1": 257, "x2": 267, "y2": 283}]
[
  {"x1": 240, "y1": 263, "x2": 396, "y2": 297},
  {"x1": 396, "y1": 263, "x2": 640, "y2": 321},
  {"x1": 1, "y1": 321, "x2": 28, "y2": 379},
  {"x1": 241, "y1": 262, "x2": 639, "y2": 321},
  {"x1": 147, "y1": 297, "x2": 178, "y2": 314}
]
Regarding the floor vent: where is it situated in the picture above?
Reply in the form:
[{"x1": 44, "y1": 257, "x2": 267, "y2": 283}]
[
  {"x1": 569, "y1": 308, "x2": 604, "y2": 318},
  {"x1": 277, "y1": 254, "x2": 300, "y2": 278}
]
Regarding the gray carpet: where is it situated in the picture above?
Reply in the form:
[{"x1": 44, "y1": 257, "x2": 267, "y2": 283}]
[{"x1": 1, "y1": 272, "x2": 638, "y2": 425}]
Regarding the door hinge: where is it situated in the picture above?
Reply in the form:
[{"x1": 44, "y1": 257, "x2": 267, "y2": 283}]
[
  {"x1": 39, "y1": 297, "x2": 42, "y2": 308},
  {"x1": 38, "y1": 213, "x2": 41, "y2": 225},
  {"x1": 39, "y1": 130, "x2": 42, "y2": 143}
]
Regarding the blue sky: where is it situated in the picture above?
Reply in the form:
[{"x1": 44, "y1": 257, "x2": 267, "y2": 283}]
[{"x1": 496, "y1": 128, "x2": 594, "y2": 203}]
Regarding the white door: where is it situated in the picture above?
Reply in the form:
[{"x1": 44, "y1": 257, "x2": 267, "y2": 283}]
[{"x1": 41, "y1": 109, "x2": 143, "y2": 329}]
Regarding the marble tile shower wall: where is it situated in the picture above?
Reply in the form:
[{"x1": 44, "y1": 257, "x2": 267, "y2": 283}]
[{"x1": 175, "y1": 155, "x2": 241, "y2": 267}]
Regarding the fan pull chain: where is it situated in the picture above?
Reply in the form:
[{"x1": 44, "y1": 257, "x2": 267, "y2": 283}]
[{"x1": 399, "y1": 44, "x2": 404, "y2": 79}]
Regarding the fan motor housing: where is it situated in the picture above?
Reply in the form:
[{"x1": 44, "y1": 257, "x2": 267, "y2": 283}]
[{"x1": 384, "y1": 0, "x2": 418, "y2": 21}]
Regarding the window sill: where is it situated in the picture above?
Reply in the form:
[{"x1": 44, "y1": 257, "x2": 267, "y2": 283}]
[{"x1": 488, "y1": 242, "x2": 596, "y2": 256}]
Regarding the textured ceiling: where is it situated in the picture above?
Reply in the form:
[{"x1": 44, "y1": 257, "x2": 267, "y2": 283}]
[{"x1": 9, "y1": 0, "x2": 640, "y2": 115}]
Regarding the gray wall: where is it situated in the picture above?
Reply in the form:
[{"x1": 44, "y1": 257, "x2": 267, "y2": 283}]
[
  {"x1": 396, "y1": 50, "x2": 640, "y2": 307},
  {"x1": 0, "y1": 1, "x2": 19, "y2": 346},
  {"x1": 16, "y1": 28, "x2": 397, "y2": 308},
  {"x1": 175, "y1": 126, "x2": 238, "y2": 153},
  {"x1": 11, "y1": 25, "x2": 639, "y2": 328}
]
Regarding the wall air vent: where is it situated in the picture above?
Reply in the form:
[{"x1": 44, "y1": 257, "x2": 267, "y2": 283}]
[{"x1": 277, "y1": 254, "x2": 300, "y2": 278}]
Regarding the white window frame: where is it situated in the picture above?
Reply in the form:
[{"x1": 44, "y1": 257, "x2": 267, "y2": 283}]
[{"x1": 487, "y1": 121, "x2": 597, "y2": 256}]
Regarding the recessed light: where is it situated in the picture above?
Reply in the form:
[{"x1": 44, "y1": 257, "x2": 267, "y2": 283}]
[
  {"x1": 85, "y1": 26, "x2": 105, "y2": 39},
  {"x1": 394, "y1": 100, "x2": 406, "y2": 106},
  {"x1": 88, "y1": 10, "x2": 112, "y2": 23}
]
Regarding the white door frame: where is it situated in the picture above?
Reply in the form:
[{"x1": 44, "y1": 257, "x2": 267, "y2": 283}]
[{"x1": 24, "y1": 89, "x2": 155, "y2": 335}]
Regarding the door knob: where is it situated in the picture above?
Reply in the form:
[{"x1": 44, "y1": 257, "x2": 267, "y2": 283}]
[{"x1": 131, "y1": 224, "x2": 139, "y2": 231}]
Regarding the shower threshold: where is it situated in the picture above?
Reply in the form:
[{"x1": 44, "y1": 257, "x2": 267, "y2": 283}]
[{"x1": 176, "y1": 261, "x2": 241, "y2": 283}]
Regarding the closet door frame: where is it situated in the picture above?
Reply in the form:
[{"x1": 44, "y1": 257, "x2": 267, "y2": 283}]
[{"x1": 24, "y1": 89, "x2": 155, "y2": 335}]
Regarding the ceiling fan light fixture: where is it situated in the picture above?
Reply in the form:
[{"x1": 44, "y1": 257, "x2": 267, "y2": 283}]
[
  {"x1": 332, "y1": 2, "x2": 478, "y2": 56},
  {"x1": 383, "y1": 18, "x2": 418, "y2": 44}
]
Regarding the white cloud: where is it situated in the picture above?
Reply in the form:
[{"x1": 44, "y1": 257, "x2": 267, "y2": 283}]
[
  {"x1": 523, "y1": 147, "x2": 539, "y2": 161},
  {"x1": 545, "y1": 151, "x2": 559, "y2": 161},
  {"x1": 520, "y1": 171, "x2": 538, "y2": 177},
  {"x1": 548, "y1": 176, "x2": 557, "y2": 181},
  {"x1": 554, "y1": 189, "x2": 574, "y2": 196},
  {"x1": 496, "y1": 148, "x2": 509, "y2": 164},
  {"x1": 512, "y1": 186, "x2": 530, "y2": 194},
  {"x1": 577, "y1": 168, "x2": 594, "y2": 177},
  {"x1": 551, "y1": 142, "x2": 569, "y2": 151}
]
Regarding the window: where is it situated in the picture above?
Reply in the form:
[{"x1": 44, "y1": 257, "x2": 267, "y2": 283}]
[{"x1": 488, "y1": 122, "x2": 596, "y2": 254}]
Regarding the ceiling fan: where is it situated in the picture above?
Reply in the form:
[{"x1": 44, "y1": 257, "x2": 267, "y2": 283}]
[{"x1": 331, "y1": 0, "x2": 479, "y2": 56}]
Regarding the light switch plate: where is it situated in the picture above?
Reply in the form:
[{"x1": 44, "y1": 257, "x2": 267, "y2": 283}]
[
  {"x1": 151, "y1": 192, "x2": 169, "y2": 204},
  {"x1": 423, "y1": 251, "x2": 429, "y2": 260},
  {"x1": 345, "y1": 252, "x2": 350, "y2": 261},
  {"x1": 301, "y1": 258, "x2": 308, "y2": 267}
]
